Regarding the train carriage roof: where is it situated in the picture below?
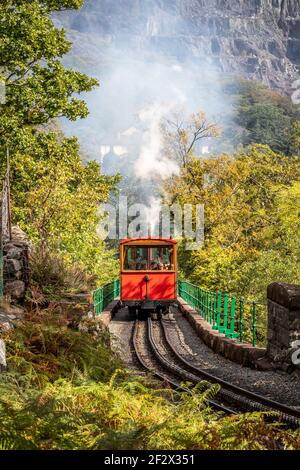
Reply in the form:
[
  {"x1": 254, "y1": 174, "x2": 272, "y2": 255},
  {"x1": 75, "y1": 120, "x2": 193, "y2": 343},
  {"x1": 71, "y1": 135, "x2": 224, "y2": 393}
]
[{"x1": 120, "y1": 237, "x2": 177, "y2": 245}]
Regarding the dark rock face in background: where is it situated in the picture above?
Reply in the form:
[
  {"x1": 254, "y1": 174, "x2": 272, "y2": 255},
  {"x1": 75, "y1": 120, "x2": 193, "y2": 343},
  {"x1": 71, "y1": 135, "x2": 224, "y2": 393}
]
[{"x1": 59, "y1": 0, "x2": 300, "y2": 91}]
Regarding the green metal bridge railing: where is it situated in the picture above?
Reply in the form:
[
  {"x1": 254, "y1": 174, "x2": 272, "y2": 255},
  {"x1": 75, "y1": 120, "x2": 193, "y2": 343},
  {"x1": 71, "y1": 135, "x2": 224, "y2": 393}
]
[
  {"x1": 92, "y1": 278, "x2": 267, "y2": 347},
  {"x1": 178, "y1": 280, "x2": 267, "y2": 347},
  {"x1": 93, "y1": 279, "x2": 120, "y2": 316}
]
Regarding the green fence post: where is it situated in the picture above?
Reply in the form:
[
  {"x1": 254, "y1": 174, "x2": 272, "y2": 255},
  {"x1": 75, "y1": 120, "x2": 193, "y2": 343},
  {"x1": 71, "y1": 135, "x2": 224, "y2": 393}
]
[
  {"x1": 224, "y1": 293, "x2": 229, "y2": 334},
  {"x1": 207, "y1": 291, "x2": 210, "y2": 323},
  {"x1": 196, "y1": 285, "x2": 200, "y2": 313},
  {"x1": 205, "y1": 290, "x2": 209, "y2": 321},
  {"x1": 239, "y1": 298, "x2": 244, "y2": 343},
  {"x1": 207, "y1": 291, "x2": 210, "y2": 322},
  {"x1": 212, "y1": 291, "x2": 217, "y2": 328},
  {"x1": 219, "y1": 293, "x2": 228, "y2": 334},
  {"x1": 184, "y1": 282, "x2": 187, "y2": 303},
  {"x1": 227, "y1": 296, "x2": 236, "y2": 337},
  {"x1": 199, "y1": 287, "x2": 202, "y2": 316},
  {"x1": 213, "y1": 292, "x2": 222, "y2": 331},
  {"x1": 199, "y1": 287, "x2": 203, "y2": 316}
]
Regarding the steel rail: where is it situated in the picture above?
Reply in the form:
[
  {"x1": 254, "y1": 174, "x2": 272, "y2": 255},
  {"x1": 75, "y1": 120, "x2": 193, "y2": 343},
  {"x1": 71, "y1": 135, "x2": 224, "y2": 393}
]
[
  {"x1": 132, "y1": 319, "x2": 183, "y2": 389},
  {"x1": 160, "y1": 317, "x2": 300, "y2": 427},
  {"x1": 148, "y1": 318, "x2": 259, "y2": 415},
  {"x1": 132, "y1": 319, "x2": 237, "y2": 415}
]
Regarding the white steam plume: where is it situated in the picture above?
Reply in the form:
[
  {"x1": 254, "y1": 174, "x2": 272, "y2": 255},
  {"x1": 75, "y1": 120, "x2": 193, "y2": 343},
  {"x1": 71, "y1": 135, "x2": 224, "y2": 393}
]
[
  {"x1": 135, "y1": 102, "x2": 180, "y2": 180},
  {"x1": 56, "y1": 2, "x2": 235, "y2": 207}
]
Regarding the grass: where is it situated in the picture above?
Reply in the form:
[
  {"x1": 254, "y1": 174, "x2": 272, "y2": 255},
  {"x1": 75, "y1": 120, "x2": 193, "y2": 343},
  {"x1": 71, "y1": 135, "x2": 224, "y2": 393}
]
[
  {"x1": 0, "y1": 307, "x2": 299, "y2": 450},
  {"x1": 30, "y1": 245, "x2": 98, "y2": 295}
]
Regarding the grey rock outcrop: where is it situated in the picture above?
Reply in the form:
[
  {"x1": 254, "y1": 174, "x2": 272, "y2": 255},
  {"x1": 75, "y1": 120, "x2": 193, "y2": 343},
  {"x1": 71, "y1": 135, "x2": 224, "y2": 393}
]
[{"x1": 58, "y1": 0, "x2": 300, "y2": 91}]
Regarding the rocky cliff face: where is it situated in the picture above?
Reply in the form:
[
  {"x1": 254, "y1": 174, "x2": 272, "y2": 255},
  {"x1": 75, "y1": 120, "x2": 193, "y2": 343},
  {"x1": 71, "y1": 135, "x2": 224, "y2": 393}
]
[{"x1": 60, "y1": 0, "x2": 300, "y2": 91}]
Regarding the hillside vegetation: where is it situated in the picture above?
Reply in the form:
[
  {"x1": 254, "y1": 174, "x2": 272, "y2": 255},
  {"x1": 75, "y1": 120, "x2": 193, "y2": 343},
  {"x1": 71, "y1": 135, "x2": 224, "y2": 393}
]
[
  {"x1": 0, "y1": 0, "x2": 120, "y2": 286},
  {"x1": 0, "y1": 0, "x2": 299, "y2": 451},
  {"x1": 164, "y1": 82, "x2": 300, "y2": 305},
  {"x1": 1, "y1": 308, "x2": 300, "y2": 450}
]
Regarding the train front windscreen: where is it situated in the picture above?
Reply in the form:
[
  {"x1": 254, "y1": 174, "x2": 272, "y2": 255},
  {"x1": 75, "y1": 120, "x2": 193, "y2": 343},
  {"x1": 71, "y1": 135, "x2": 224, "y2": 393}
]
[{"x1": 123, "y1": 245, "x2": 174, "y2": 271}]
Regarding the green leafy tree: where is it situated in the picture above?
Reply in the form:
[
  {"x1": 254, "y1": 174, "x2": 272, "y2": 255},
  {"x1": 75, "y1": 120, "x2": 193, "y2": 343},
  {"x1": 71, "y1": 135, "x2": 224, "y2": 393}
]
[
  {"x1": 166, "y1": 144, "x2": 300, "y2": 303},
  {"x1": 238, "y1": 103, "x2": 292, "y2": 153},
  {"x1": 0, "y1": 0, "x2": 120, "y2": 286},
  {"x1": 290, "y1": 122, "x2": 300, "y2": 155},
  {"x1": 0, "y1": 0, "x2": 97, "y2": 157},
  {"x1": 223, "y1": 79, "x2": 300, "y2": 154},
  {"x1": 10, "y1": 133, "x2": 120, "y2": 284}
]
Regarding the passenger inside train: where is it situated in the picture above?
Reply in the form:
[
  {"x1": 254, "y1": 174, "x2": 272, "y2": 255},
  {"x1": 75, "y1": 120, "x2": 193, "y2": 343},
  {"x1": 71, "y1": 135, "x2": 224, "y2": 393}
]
[{"x1": 123, "y1": 246, "x2": 174, "y2": 271}]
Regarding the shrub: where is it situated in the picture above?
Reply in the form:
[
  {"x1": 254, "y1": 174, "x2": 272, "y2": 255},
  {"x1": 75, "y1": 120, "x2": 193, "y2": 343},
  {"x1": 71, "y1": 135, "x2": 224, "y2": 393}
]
[
  {"x1": 0, "y1": 308, "x2": 299, "y2": 450},
  {"x1": 30, "y1": 245, "x2": 97, "y2": 295}
]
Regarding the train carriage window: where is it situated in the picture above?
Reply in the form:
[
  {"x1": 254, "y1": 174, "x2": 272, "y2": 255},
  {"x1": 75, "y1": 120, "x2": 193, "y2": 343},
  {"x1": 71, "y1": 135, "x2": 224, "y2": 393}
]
[
  {"x1": 124, "y1": 247, "x2": 149, "y2": 270},
  {"x1": 149, "y1": 246, "x2": 174, "y2": 271},
  {"x1": 123, "y1": 245, "x2": 174, "y2": 271}
]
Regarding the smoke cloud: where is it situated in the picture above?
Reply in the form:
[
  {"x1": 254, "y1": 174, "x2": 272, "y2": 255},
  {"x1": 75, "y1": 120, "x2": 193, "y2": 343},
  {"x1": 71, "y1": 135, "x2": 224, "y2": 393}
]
[
  {"x1": 55, "y1": 1, "x2": 235, "y2": 225},
  {"x1": 135, "y1": 102, "x2": 180, "y2": 180}
]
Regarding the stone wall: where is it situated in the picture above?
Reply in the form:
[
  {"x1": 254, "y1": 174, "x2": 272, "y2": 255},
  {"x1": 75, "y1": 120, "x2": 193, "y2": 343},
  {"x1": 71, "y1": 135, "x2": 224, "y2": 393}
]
[
  {"x1": 3, "y1": 226, "x2": 30, "y2": 304},
  {"x1": 0, "y1": 226, "x2": 30, "y2": 361},
  {"x1": 267, "y1": 282, "x2": 300, "y2": 371},
  {"x1": 95, "y1": 299, "x2": 122, "y2": 329}
]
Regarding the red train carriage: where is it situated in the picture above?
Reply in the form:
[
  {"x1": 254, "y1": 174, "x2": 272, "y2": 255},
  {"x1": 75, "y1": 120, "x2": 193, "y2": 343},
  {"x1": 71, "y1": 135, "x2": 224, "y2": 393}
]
[{"x1": 120, "y1": 238, "x2": 177, "y2": 317}]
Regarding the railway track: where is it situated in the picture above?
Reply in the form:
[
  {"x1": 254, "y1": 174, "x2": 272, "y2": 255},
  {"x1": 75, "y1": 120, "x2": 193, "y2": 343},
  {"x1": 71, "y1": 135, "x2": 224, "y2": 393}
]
[
  {"x1": 132, "y1": 317, "x2": 300, "y2": 427},
  {"x1": 132, "y1": 318, "x2": 236, "y2": 414}
]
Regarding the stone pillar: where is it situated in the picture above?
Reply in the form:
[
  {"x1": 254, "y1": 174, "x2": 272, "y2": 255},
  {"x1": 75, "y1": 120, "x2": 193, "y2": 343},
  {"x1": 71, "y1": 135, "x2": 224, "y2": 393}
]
[
  {"x1": 267, "y1": 282, "x2": 300, "y2": 371},
  {"x1": 3, "y1": 226, "x2": 30, "y2": 303},
  {"x1": 0, "y1": 339, "x2": 6, "y2": 371}
]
